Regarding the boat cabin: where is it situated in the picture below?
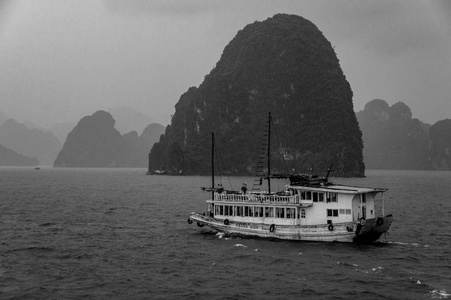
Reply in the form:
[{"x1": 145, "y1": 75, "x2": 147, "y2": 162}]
[{"x1": 206, "y1": 184, "x2": 386, "y2": 227}]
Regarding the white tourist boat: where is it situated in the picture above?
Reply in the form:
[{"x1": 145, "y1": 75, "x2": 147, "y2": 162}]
[{"x1": 188, "y1": 113, "x2": 393, "y2": 243}]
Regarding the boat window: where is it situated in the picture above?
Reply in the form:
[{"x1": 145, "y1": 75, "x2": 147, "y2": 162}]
[
  {"x1": 306, "y1": 191, "x2": 312, "y2": 200},
  {"x1": 300, "y1": 191, "x2": 305, "y2": 200},
  {"x1": 301, "y1": 209, "x2": 306, "y2": 218},
  {"x1": 326, "y1": 193, "x2": 337, "y2": 203},
  {"x1": 339, "y1": 209, "x2": 352, "y2": 215},
  {"x1": 362, "y1": 194, "x2": 366, "y2": 203},
  {"x1": 219, "y1": 205, "x2": 224, "y2": 215},
  {"x1": 318, "y1": 193, "x2": 324, "y2": 202},
  {"x1": 224, "y1": 205, "x2": 229, "y2": 216},
  {"x1": 236, "y1": 206, "x2": 242, "y2": 216},
  {"x1": 255, "y1": 207, "x2": 262, "y2": 217},
  {"x1": 287, "y1": 208, "x2": 296, "y2": 219},
  {"x1": 249, "y1": 206, "x2": 253, "y2": 217},
  {"x1": 327, "y1": 209, "x2": 339, "y2": 217},
  {"x1": 265, "y1": 207, "x2": 274, "y2": 218},
  {"x1": 331, "y1": 193, "x2": 337, "y2": 202},
  {"x1": 313, "y1": 192, "x2": 318, "y2": 202},
  {"x1": 275, "y1": 207, "x2": 284, "y2": 218}
]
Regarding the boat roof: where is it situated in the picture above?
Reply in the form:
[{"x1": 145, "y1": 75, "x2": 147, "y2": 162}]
[{"x1": 288, "y1": 184, "x2": 387, "y2": 194}]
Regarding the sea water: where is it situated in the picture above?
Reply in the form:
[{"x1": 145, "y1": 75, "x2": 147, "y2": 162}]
[{"x1": 1, "y1": 167, "x2": 450, "y2": 299}]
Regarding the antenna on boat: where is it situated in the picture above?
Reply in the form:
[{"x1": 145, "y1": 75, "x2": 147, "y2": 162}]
[
  {"x1": 267, "y1": 112, "x2": 271, "y2": 194},
  {"x1": 211, "y1": 131, "x2": 215, "y2": 200},
  {"x1": 325, "y1": 163, "x2": 334, "y2": 182}
]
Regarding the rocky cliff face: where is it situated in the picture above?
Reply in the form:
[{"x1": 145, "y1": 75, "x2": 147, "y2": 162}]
[
  {"x1": 54, "y1": 111, "x2": 164, "y2": 168},
  {"x1": 150, "y1": 14, "x2": 364, "y2": 177},
  {"x1": 356, "y1": 99, "x2": 430, "y2": 170},
  {"x1": 429, "y1": 119, "x2": 451, "y2": 170},
  {"x1": 0, "y1": 119, "x2": 61, "y2": 166}
]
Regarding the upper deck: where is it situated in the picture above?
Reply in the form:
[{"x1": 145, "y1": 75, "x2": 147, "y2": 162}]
[{"x1": 209, "y1": 184, "x2": 386, "y2": 206}]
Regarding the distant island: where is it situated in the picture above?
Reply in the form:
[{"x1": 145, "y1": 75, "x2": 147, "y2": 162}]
[
  {"x1": 357, "y1": 99, "x2": 451, "y2": 171},
  {"x1": 0, "y1": 119, "x2": 61, "y2": 166},
  {"x1": 0, "y1": 108, "x2": 164, "y2": 168},
  {"x1": 0, "y1": 144, "x2": 38, "y2": 166},
  {"x1": 54, "y1": 110, "x2": 164, "y2": 168}
]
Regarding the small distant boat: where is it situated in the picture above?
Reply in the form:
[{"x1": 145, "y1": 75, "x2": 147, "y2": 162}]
[
  {"x1": 188, "y1": 113, "x2": 393, "y2": 243},
  {"x1": 34, "y1": 167, "x2": 40, "y2": 170},
  {"x1": 146, "y1": 169, "x2": 166, "y2": 175}
]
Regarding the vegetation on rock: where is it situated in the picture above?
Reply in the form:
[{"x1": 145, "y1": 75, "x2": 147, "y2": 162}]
[{"x1": 150, "y1": 14, "x2": 364, "y2": 177}]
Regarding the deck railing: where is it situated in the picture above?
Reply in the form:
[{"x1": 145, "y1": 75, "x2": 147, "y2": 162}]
[{"x1": 213, "y1": 193, "x2": 300, "y2": 204}]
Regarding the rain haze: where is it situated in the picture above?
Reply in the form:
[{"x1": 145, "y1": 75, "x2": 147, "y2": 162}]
[{"x1": 1, "y1": 0, "x2": 450, "y2": 129}]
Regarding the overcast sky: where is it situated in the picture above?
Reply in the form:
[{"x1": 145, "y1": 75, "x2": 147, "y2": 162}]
[{"x1": 1, "y1": 0, "x2": 450, "y2": 128}]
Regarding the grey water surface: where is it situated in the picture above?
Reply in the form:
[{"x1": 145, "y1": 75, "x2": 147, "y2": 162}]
[{"x1": 1, "y1": 168, "x2": 450, "y2": 299}]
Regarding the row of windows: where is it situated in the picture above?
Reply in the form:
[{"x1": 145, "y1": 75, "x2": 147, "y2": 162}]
[
  {"x1": 310, "y1": 192, "x2": 337, "y2": 203},
  {"x1": 214, "y1": 205, "x2": 351, "y2": 219},
  {"x1": 297, "y1": 191, "x2": 338, "y2": 202},
  {"x1": 327, "y1": 209, "x2": 352, "y2": 217},
  {"x1": 214, "y1": 205, "x2": 306, "y2": 219}
]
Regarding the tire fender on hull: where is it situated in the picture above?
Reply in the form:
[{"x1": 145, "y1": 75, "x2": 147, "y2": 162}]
[{"x1": 269, "y1": 224, "x2": 275, "y2": 232}]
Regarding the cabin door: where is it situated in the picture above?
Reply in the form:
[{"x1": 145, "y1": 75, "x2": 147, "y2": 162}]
[
  {"x1": 352, "y1": 194, "x2": 367, "y2": 220},
  {"x1": 352, "y1": 195, "x2": 360, "y2": 221},
  {"x1": 361, "y1": 194, "x2": 367, "y2": 219}
]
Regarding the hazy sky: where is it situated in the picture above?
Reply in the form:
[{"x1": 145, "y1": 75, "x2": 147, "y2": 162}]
[{"x1": 1, "y1": 0, "x2": 450, "y2": 128}]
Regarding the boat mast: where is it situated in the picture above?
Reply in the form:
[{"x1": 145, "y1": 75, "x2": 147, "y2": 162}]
[
  {"x1": 211, "y1": 131, "x2": 215, "y2": 200},
  {"x1": 267, "y1": 112, "x2": 271, "y2": 194}
]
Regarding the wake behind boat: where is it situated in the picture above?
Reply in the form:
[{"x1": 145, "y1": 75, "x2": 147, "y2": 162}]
[{"x1": 188, "y1": 113, "x2": 393, "y2": 243}]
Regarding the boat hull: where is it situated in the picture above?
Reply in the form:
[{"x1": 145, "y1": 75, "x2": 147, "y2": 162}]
[
  {"x1": 189, "y1": 213, "x2": 393, "y2": 243},
  {"x1": 189, "y1": 213, "x2": 356, "y2": 242}
]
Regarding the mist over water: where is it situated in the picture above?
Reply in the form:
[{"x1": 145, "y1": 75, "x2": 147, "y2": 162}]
[{"x1": 1, "y1": 168, "x2": 450, "y2": 299}]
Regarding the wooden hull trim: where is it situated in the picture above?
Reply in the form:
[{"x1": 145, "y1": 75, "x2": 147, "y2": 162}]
[
  {"x1": 189, "y1": 213, "x2": 393, "y2": 243},
  {"x1": 189, "y1": 213, "x2": 355, "y2": 242}
]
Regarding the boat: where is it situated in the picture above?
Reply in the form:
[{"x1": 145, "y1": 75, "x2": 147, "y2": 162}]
[{"x1": 188, "y1": 113, "x2": 393, "y2": 243}]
